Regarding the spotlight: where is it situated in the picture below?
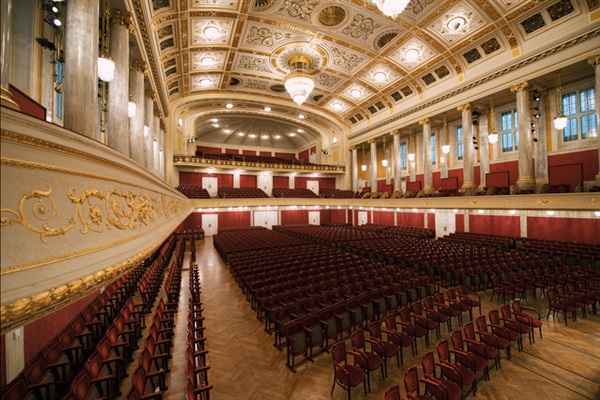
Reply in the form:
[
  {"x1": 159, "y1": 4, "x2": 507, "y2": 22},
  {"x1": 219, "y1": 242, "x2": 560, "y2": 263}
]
[
  {"x1": 41, "y1": 3, "x2": 59, "y2": 13},
  {"x1": 532, "y1": 90, "x2": 540, "y2": 101},
  {"x1": 533, "y1": 107, "x2": 540, "y2": 118},
  {"x1": 44, "y1": 14, "x2": 62, "y2": 27},
  {"x1": 35, "y1": 37, "x2": 56, "y2": 51},
  {"x1": 533, "y1": 138, "x2": 538, "y2": 143}
]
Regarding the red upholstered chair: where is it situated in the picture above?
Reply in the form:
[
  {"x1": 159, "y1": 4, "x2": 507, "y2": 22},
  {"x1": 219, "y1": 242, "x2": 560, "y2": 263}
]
[
  {"x1": 463, "y1": 322, "x2": 500, "y2": 370},
  {"x1": 382, "y1": 384, "x2": 402, "y2": 400},
  {"x1": 434, "y1": 292, "x2": 461, "y2": 329},
  {"x1": 399, "y1": 307, "x2": 429, "y2": 350},
  {"x1": 423, "y1": 296, "x2": 450, "y2": 333},
  {"x1": 368, "y1": 321, "x2": 400, "y2": 375},
  {"x1": 512, "y1": 299, "x2": 543, "y2": 342},
  {"x1": 403, "y1": 366, "x2": 436, "y2": 400},
  {"x1": 546, "y1": 288, "x2": 577, "y2": 326},
  {"x1": 330, "y1": 341, "x2": 367, "y2": 400},
  {"x1": 350, "y1": 329, "x2": 385, "y2": 390},
  {"x1": 1, "y1": 375, "x2": 35, "y2": 400},
  {"x1": 445, "y1": 289, "x2": 471, "y2": 324},
  {"x1": 489, "y1": 309, "x2": 522, "y2": 352},
  {"x1": 436, "y1": 339, "x2": 477, "y2": 396},
  {"x1": 450, "y1": 329, "x2": 489, "y2": 380},
  {"x1": 421, "y1": 351, "x2": 462, "y2": 400},
  {"x1": 500, "y1": 304, "x2": 532, "y2": 346},
  {"x1": 476, "y1": 315, "x2": 511, "y2": 360},
  {"x1": 456, "y1": 285, "x2": 482, "y2": 320},
  {"x1": 411, "y1": 300, "x2": 440, "y2": 340},
  {"x1": 384, "y1": 314, "x2": 415, "y2": 365}
]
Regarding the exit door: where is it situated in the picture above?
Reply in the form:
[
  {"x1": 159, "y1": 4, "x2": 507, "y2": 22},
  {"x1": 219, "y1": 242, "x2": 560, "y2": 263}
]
[
  {"x1": 309, "y1": 211, "x2": 320, "y2": 225},
  {"x1": 202, "y1": 214, "x2": 218, "y2": 236}
]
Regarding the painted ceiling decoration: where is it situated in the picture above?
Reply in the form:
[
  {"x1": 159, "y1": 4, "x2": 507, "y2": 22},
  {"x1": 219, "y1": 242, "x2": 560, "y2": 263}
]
[{"x1": 124, "y1": 0, "x2": 597, "y2": 150}]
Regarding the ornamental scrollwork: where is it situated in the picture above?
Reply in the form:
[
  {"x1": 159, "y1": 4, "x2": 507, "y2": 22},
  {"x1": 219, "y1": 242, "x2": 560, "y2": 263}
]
[{"x1": 1, "y1": 186, "x2": 163, "y2": 242}]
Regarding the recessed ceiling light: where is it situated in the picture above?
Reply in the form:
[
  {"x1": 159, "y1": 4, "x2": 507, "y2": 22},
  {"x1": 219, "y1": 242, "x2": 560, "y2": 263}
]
[
  {"x1": 203, "y1": 26, "x2": 219, "y2": 39},
  {"x1": 201, "y1": 56, "x2": 215, "y2": 66},
  {"x1": 223, "y1": 129, "x2": 231, "y2": 133},
  {"x1": 249, "y1": 133, "x2": 256, "y2": 138},
  {"x1": 225, "y1": 103, "x2": 233, "y2": 108},
  {"x1": 211, "y1": 118, "x2": 218, "y2": 123},
  {"x1": 261, "y1": 134, "x2": 268, "y2": 139},
  {"x1": 274, "y1": 135, "x2": 281, "y2": 139},
  {"x1": 212, "y1": 123, "x2": 219, "y2": 128},
  {"x1": 264, "y1": 106, "x2": 271, "y2": 112},
  {"x1": 297, "y1": 129, "x2": 303, "y2": 133},
  {"x1": 238, "y1": 132, "x2": 244, "y2": 136},
  {"x1": 333, "y1": 103, "x2": 343, "y2": 111},
  {"x1": 332, "y1": 137, "x2": 338, "y2": 143},
  {"x1": 405, "y1": 48, "x2": 419, "y2": 61},
  {"x1": 374, "y1": 71, "x2": 386, "y2": 82},
  {"x1": 350, "y1": 88, "x2": 362, "y2": 97},
  {"x1": 298, "y1": 114, "x2": 305, "y2": 119},
  {"x1": 289, "y1": 133, "x2": 296, "y2": 137},
  {"x1": 448, "y1": 17, "x2": 466, "y2": 32},
  {"x1": 199, "y1": 78, "x2": 212, "y2": 87}
]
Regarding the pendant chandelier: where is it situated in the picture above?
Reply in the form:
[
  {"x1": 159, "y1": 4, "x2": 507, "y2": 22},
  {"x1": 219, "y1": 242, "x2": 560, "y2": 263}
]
[
  {"x1": 98, "y1": 0, "x2": 115, "y2": 82},
  {"x1": 488, "y1": 95, "x2": 499, "y2": 144},
  {"x1": 371, "y1": 0, "x2": 410, "y2": 19},
  {"x1": 284, "y1": 55, "x2": 315, "y2": 106},
  {"x1": 553, "y1": 70, "x2": 567, "y2": 130}
]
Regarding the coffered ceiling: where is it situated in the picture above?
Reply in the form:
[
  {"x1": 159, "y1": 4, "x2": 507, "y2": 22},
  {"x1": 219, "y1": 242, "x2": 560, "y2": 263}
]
[{"x1": 124, "y1": 0, "x2": 599, "y2": 150}]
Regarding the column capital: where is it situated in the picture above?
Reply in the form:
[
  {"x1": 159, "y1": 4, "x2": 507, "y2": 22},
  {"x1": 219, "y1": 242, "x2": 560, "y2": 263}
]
[
  {"x1": 510, "y1": 80, "x2": 529, "y2": 93},
  {"x1": 419, "y1": 118, "x2": 430, "y2": 126},
  {"x1": 154, "y1": 110, "x2": 163, "y2": 118},
  {"x1": 457, "y1": 102, "x2": 471, "y2": 112},
  {"x1": 131, "y1": 60, "x2": 149, "y2": 76},
  {"x1": 145, "y1": 90, "x2": 158, "y2": 101},
  {"x1": 349, "y1": 146, "x2": 357, "y2": 151},
  {"x1": 588, "y1": 54, "x2": 600, "y2": 67},
  {"x1": 160, "y1": 120, "x2": 166, "y2": 131},
  {"x1": 390, "y1": 129, "x2": 400, "y2": 136},
  {"x1": 367, "y1": 139, "x2": 377, "y2": 144},
  {"x1": 111, "y1": 9, "x2": 135, "y2": 33}
]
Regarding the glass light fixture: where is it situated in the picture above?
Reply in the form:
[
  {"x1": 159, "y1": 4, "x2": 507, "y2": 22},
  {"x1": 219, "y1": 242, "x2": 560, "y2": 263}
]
[
  {"x1": 407, "y1": 153, "x2": 415, "y2": 161},
  {"x1": 351, "y1": 88, "x2": 362, "y2": 97},
  {"x1": 361, "y1": 164, "x2": 367, "y2": 171},
  {"x1": 127, "y1": 100, "x2": 136, "y2": 118},
  {"x1": 143, "y1": 124, "x2": 149, "y2": 137},
  {"x1": 225, "y1": 103, "x2": 233, "y2": 108},
  {"x1": 371, "y1": 0, "x2": 410, "y2": 19},
  {"x1": 382, "y1": 159, "x2": 388, "y2": 167},
  {"x1": 203, "y1": 26, "x2": 219, "y2": 40},
  {"x1": 264, "y1": 106, "x2": 271, "y2": 112},
  {"x1": 98, "y1": 54, "x2": 115, "y2": 82},
  {"x1": 554, "y1": 70, "x2": 567, "y2": 130},
  {"x1": 405, "y1": 48, "x2": 419, "y2": 61},
  {"x1": 201, "y1": 56, "x2": 215, "y2": 66},
  {"x1": 97, "y1": 1, "x2": 114, "y2": 82},
  {"x1": 488, "y1": 133, "x2": 499, "y2": 144},
  {"x1": 177, "y1": 117, "x2": 183, "y2": 126},
  {"x1": 284, "y1": 56, "x2": 315, "y2": 106},
  {"x1": 441, "y1": 144, "x2": 450, "y2": 154},
  {"x1": 373, "y1": 71, "x2": 386, "y2": 82}
]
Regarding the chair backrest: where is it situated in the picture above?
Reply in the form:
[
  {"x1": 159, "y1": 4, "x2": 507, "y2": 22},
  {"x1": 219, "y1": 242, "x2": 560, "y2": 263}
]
[
  {"x1": 351, "y1": 329, "x2": 366, "y2": 350},
  {"x1": 512, "y1": 299, "x2": 523, "y2": 313},
  {"x1": 368, "y1": 321, "x2": 382, "y2": 340},
  {"x1": 500, "y1": 304, "x2": 511, "y2": 319},
  {"x1": 476, "y1": 315, "x2": 488, "y2": 332},
  {"x1": 434, "y1": 292, "x2": 445, "y2": 304},
  {"x1": 0, "y1": 376, "x2": 32, "y2": 400},
  {"x1": 384, "y1": 314, "x2": 397, "y2": 331},
  {"x1": 400, "y1": 308, "x2": 411, "y2": 322},
  {"x1": 446, "y1": 288, "x2": 457, "y2": 300},
  {"x1": 421, "y1": 351, "x2": 436, "y2": 377},
  {"x1": 436, "y1": 339, "x2": 450, "y2": 363},
  {"x1": 423, "y1": 296, "x2": 434, "y2": 310},
  {"x1": 382, "y1": 384, "x2": 401, "y2": 400},
  {"x1": 131, "y1": 366, "x2": 147, "y2": 395},
  {"x1": 85, "y1": 352, "x2": 103, "y2": 379},
  {"x1": 463, "y1": 322, "x2": 476, "y2": 340},
  {"x1": 450, "y1": 329, "x2": 463, "y2": 350},
  {"x1": 489, "y1": 309, "x2": 500, "y2": 325},
  {"x1": 404, "y1": 366, "x2": 420, "y2": 395},
  {"x1": 330, "y1": 341, "x2": 347, "y2": 364}
]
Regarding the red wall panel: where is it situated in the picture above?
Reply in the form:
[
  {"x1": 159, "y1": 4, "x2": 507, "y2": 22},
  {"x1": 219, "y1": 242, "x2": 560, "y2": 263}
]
[
  {"x1": 373, "y1": 211, "x2": 394, "y2": 225},
  {"x1": 432, "y1": 171, "x2": 441, "y2": 190},
  {"x1": 298, "y1": 149, "x2": 309, "y2": 162},
  {"x1": 527, "y1": 217, "x2": 600, "y2": 245},
  {"x1": 225, "y1": 148, "x2": 239, "y2": 155},
  {"x1": 243, "y1": 150, "x2": 257, "y2": 156},
  {"x1": 320, "y1": 209, "x2": 331, "y2": 225},
  {"x1": 273, "y1": 176, "x2": 289, "y2": 188},
  {"x1": 474, "y1": 165, "x2": 480, "y2": 187},
  {"x1": 9, "y1": 85, "x2": 46, "y2": 121},
  {"x1": 295, "y1": 177, "x2": 308, "y2": 189},
  {"x1": 448, "y1": 168, "x2": 464, "y2": 188},
  {"x1": 469, "y1": 215, "x2": 519, "y2": 237},
  {"x1": 196, "y1": 146, "x2": 220, "y2": 154},
  {"x1": 183, "y1": 212, "x2": 202, "y2": 230},
  {"x1": 24, "y1": 291, "x2": 98, "y2": 367},
  {"x1": 240, "y1": 175, "x2": 257, "y2": 188},
  {"x1": 275, "y1": 152, "x2": 296, "y2": 159},
  {"x1": 490, "y1": 160, "x2": 518, "y2": 186},
  {"x1": 281, "y1": 210, "x2": 309, "y2": 225},
  {"x1": 427, "y1": 213, "x2": 435, "y2": 230},
  {"x1": 217, "y1": 211, "x2": 251, "y2": 229},
  {"x1": 260, "y1": 151, "x2": 272, "y2": 157},
  {"x1": 549, "y1": 149, "x2": 598, "y2": 182},
  {"x1": 318, "y1": 178, "x2": 336, "y2": 189},
  {"x1": 179, "y1": 172, "x2": 233, "y2": 187},
  {"x1": 397, "y1": 212, "x2": 424, "y2": 228},
  {"x1": 329, "y1": 209, "x2": 347, "y2": 224},
  {"x1": 455, "y1": 213, "x2": 465, "y2": 232}
]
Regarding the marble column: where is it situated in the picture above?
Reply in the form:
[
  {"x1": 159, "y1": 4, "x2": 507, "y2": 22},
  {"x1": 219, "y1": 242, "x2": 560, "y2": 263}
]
[
  {"x1": 144, "y1": 91, "x2": 155, "y2": 171},
  {"x1": 0, "y1": 0, "x2": 18, "y2": 109},
  {"x1": 158, "y1": 125, "x2": 165, "y2": 180},
  {"x1": 391, "y1": 130, "x2": 401, "y2": 191},
  {"x1": 511, "y1": 80, "x2": 535, "y2": 191},
  {"x1": 420, "y1": 118, "x2": 433, "y2": 193},
  {"x1": 441, "y1": 118, "x2": 449, "y2": 179},
  {"x1": 64, "y1": 0, "x2": 99, "y2": 140},
  {"x1": 409, "y1": 134, "x2": 416, "y2": 182},
  {"x1": 589, "y1": 55, "x2": 600, "y2": 183},
  {"x1": 351, "y1": 147, "x2": 358, "y2": 192},
  {"x1": 129, "y1": 60, "x2": 146, "y2": 165},
  {"x1": 369, "y1": 139, "x2": 377, "y2": 191},
  {"x1": 534, "y1": 90, "x2": 549, "y2": 191},
  {"x1": 153, "y1": 112, "x2": 161, "y2": 177},
  {"x1": 479, "y1": 109, "x2": 490, "y2": 188},
  {"x1": 106, "y1": 10, "x2": 132, "y2": 156},
  {"x1": 458, "y1": 102, "x2": 475, "y2": 189}
]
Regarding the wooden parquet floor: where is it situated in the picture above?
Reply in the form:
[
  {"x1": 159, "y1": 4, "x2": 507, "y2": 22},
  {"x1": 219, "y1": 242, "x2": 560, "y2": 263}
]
[{"x1": 121, "y1": 237, "x2": 600, "y2": 400}]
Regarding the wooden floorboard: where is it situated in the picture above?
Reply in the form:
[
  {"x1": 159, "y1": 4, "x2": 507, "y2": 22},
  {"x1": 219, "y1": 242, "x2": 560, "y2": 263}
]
[{"x1": 120, "y1": 236, "x2": 600, "y2": 400}]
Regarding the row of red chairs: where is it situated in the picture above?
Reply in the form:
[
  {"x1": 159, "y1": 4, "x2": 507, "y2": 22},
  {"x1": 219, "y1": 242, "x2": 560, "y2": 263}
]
[
  {"x1": 175, "y1": 184, "x2": 211, "y2": 199},
  {"x1": 186, "y1": 263, "x2": 212, "y2": 400}
]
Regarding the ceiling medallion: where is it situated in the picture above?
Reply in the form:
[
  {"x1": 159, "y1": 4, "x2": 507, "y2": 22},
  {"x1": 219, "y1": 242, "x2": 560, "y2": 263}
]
[{"x1": 318, "y1": 6, "x2": 346, "y2": 27}]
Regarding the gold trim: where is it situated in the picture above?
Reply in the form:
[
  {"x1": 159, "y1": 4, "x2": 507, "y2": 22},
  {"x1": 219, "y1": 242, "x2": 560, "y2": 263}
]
[
  {"x1": 587, "y1": 54, "x2": 600, "y2": 67},
  {"x1": 457, "y1": 102, "x2": 471, "y2": 112},
  {"x1": 510, "y1": 80, "x2": 529, "y2": 93},
  {"x1": 0, "y1": 229, "x2": 174, "y2": 334}
]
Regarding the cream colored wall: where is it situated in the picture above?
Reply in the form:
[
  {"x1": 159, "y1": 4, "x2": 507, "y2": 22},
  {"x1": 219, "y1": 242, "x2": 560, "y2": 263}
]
[{"x1": 0, "y1": 108, "x2": 192, "y2": 333}]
